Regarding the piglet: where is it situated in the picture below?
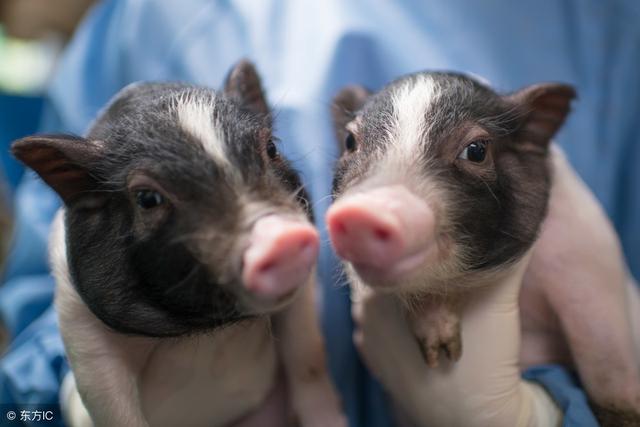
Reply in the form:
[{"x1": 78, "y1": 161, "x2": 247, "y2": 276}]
[
  {"x1": 12, "y1": 60, "x2": 346, "y2": 427},
  {"x1": 328, "y1": 72, "x2": 640, "y2": 425}
]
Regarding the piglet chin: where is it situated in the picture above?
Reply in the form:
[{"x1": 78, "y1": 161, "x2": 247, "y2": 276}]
[
  {"x1": 327, "y1": 185, "x2": 438, "y2": 287},
  {"x1": 242, "y1": 215, "x2": 319, "y2": 303},
  {"x1": 350, "y1": 244, "x2": 435, "y2": 286}
]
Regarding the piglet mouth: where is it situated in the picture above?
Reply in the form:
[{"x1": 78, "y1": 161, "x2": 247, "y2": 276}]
[
  {"x1": 349, "y1": 244, "x2": 436, "y2": 284},
  {"x1": 241, "y1": 215, "x2": 319, "y2": 305},
  {"x1": 326, "y1": 185, "x2": 440, "y2": 287}
]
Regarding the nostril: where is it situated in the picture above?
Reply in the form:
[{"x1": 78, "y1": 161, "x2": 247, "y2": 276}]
[
  {"x1": 334, "y1": 221, "x2": 348, "y2": 235},
  {"x1": 259, "y1": 261, "x2": 276, "y2": 274},
  {"x1": 374, "y1": 227, "x2": 391, "y2": 241},
  {"x1": 299, "y1": 238, "x2": 312, "y2": 251}
]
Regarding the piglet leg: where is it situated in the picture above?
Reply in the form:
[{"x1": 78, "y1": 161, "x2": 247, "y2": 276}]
[
  {"x1": 407, "y1": 296, "x2": 462, "y2": 368},
  {"x1": 273, "y1": 278, "x2": 348, "y2": 427}
]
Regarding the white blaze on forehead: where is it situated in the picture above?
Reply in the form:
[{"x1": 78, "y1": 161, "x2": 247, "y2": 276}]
[
  {"x1": 390, "y1": 75, "x2": 439, "y2": 156},
  {"x1": 175, "y1": 94, "x2": 231, "y2": 168}
]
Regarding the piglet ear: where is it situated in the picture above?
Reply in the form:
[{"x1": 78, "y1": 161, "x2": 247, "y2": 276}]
[
  {"x1": 331, "y1": 85, "x2": 371, "y2": 152},
  {"x1": 508, "y1": 83, "x2": 576, "y2": 147},
  {"x1": 11, "y1": 135, "x2": 104, "y2": 203},
  {"x1": 224, "y1": 59, "x2": 270, "y2": 115}
]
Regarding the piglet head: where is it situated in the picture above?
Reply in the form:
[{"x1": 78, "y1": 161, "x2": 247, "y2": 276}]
[
  {"x1": 328, "y1": 74, "x2": 575, "y2": 293},
  {"x1": 12, "y1": 60, "x2": 318, "y2": 336}
]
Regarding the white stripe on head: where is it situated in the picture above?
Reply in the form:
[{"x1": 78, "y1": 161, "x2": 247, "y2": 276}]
[
  {"x1": 175, "y1": 93, "x2": 231, "y2": 168},
  {"x1": 390, "y1": 75, "x2": 439, "y2": 157}
]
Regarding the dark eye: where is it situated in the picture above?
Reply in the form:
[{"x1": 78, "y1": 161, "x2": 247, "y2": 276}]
[
  {"x1": 345, "y1": 133, "x2": 357, "y2": 152},
  {"x1": 266, "y1": 139, "x2": 279, "y2": 160},
  {"x1": 458, "y1": 140, "x2": 488, "y2": 163},
  {"x1": 136, "y1": 190, "x2": 165, "y2": 209}
]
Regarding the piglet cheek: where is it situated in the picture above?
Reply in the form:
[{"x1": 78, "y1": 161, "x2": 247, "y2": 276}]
[
  {"x1": 242, "y1": 216, "x2": 319, "y2": 300},
  {"x1": 326, "y1": 185, "x2": 437, "y2": 272}
]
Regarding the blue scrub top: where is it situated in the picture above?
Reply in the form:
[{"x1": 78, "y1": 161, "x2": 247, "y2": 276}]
[{"x1": 2, "y1": 1, "x2": 639, "y2": 426}]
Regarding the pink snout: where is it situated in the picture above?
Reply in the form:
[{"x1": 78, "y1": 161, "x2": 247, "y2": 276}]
[
  {"x1": 243, "y1": 216, "x2": 319, "y2": 300},
  {"x1": 326, "y1": 186, "x2": 436, "y2": 281}
]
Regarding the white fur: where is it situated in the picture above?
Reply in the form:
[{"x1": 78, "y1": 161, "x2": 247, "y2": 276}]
[
  {"x1": 390, "y1": 75, "x2": 439, "y2": 157},
  {"x1": 175, "y1": 95, "x2": 231, "y2": 169}
]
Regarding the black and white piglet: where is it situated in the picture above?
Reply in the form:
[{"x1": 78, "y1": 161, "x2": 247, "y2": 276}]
[
  {"x1": 328, "y1": 74, "x2": 564, "y2": 361},
  {"x1": 12, "y1": 61, "x2": 346, "y2": 427},
  {"x1": 327, "y1": 72, "x2": 640, "y2": 424}
]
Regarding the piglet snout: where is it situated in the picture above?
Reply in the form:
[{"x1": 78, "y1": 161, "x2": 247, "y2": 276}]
[
  {"x1": 326, "y1": 186, "x2": 436, "y2": 282},
  {"x1": 243, "y1": 216, "x2": 319, "y2": 299}
]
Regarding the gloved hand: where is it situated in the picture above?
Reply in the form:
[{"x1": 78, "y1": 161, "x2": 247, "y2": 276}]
[{"x1": 351, "y1": 145, "x2": 638, "y2": 427}]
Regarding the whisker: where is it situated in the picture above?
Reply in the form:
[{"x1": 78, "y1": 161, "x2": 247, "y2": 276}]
[
  {"x1": 477, "y1": 176, "x2": 500, "y2": 206},
  {"x1": 312, "y1": 193, "x2": 336, "y2": 210},
  {"x1": 164, "y1": 264, "x2": 202, "y2": 295}
]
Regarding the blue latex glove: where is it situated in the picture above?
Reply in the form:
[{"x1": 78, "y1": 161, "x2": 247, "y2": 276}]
[{"x1": 2, "y1": 1, "x2": 640, "y2": 426}]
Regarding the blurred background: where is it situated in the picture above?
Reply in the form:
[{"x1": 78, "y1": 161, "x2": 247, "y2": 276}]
[{"x1": 0, "y1": 0, "x2": 94, "y2": 286}]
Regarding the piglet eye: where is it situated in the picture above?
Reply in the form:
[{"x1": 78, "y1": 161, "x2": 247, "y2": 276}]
[
  {"x1": 459, "y1": 140, "x2": 488, "y2": 163},
  {"x1": 345, "y1": 132, "x2": 357, "y2": 152},
  {"x1": 136, "y1": 190, "x2": 165, "y2": 209},
  {"x1": 266, "y1": 139, "x2": 279, "y2": 160}
]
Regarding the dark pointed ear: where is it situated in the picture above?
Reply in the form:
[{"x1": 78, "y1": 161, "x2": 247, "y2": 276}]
[
  {"x1": 11, "y1": 135, "x2": 104, "y2": 203},
  {"x1": 224, "y1": 59, "x2": 270, "y2": 115},
  {"x1": 508, "y1": 83, "x2": 576, "y2": 147},
  {"x1": 331, "y1": 85, "x2": 371, "y2": 152}
]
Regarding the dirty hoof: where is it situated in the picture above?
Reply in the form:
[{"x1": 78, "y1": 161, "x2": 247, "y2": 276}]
[{"x1": 412, "y1": 305, "x2": 462, "y2": 368}]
